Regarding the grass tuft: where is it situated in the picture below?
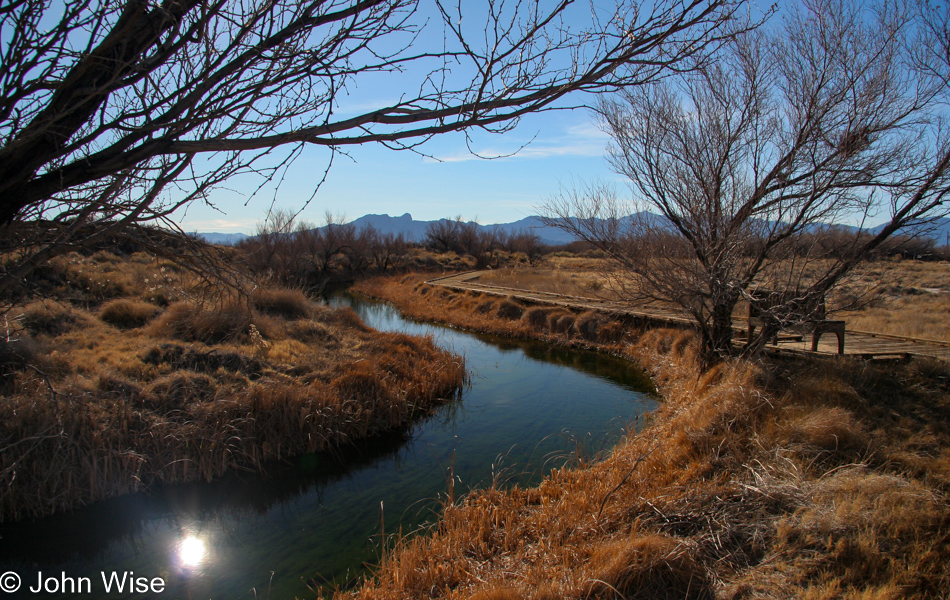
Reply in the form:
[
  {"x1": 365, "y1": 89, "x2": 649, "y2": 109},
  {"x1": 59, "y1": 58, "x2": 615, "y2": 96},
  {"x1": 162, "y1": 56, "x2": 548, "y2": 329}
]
[
  {"x1": 575, "y1": 311, "x2": 603, "y2": 341},
  {"x1": 99, "y1": 299, "x2": 161, "y2": 329},
  {"x1": 551, "y1": 313, "x2": 576, "y2": 335},
  {"x1": 475, "y1": 299, "x2": 497, "y2": 314},
  {"x1": 522, "y1": 306, "x2": 553, "y2": 330},
  {"x1": 144, "y1": 371, "x2": 219, "y2": 409},
  {"x1": 148, "y1": 301, "x2": 255, "y2": 344},
  {"x1": 495, "y1": 298, "x2": 524, "y2": 320},
  {"x1": 779, "y1": 406, "x2": 870, "y2": 458},
  {"x1": 20, "y1": 300, "x2": 86, "y2": 336},
  {"x1": 250, "y1": 287, "x2": 314, "y2": 320},
  {"x1": 585, "y1": 534, "x2": 710, "y2": 600}
]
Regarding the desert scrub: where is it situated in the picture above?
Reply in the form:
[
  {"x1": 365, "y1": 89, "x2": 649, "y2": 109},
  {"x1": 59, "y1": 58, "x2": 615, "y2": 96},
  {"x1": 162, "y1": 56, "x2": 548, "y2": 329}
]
[{"x1": 342, "y1": 274, "x2": 950, "y2": 600}]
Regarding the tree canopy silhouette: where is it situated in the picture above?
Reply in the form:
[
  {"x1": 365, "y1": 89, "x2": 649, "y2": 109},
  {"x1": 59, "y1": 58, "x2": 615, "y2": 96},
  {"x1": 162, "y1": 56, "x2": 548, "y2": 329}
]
[{"x1": 0, "y1": 0, "x2": 738, "y2": 298}]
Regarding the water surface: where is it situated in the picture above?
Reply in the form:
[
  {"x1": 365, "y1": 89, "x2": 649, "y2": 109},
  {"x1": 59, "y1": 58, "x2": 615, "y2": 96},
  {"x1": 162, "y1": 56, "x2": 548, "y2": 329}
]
[{"x1": 0, "y1": 294, "x2": 656, "y2": 599}]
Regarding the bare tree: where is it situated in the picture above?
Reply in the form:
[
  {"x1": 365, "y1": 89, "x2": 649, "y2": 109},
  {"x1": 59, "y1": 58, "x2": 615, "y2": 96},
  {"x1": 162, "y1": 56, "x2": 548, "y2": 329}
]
[
  {"x1": 423, "y1": 217, "x2": 463, "y2": 253},
  {"x1": 243, "y1": 209, "x2": 298, "y2": 279},
  {"x1": 308, "y1": 213, "x2": 357, "y2": 278},
  {"x1": 0, "y1": 0, "x2": 740, "y2": 301},
  {"x1": 424, "y1": 216, "x2": 496, "y2": 264},
  {"x1": 363, "y1": 225, "x2": 410, "y2": 273},
  {"x1": 545, "y1": 0, "x2": 946, "y2": 363},
  {"x1": 506, "y1": 229, "x2": 548, "y2": 265}
]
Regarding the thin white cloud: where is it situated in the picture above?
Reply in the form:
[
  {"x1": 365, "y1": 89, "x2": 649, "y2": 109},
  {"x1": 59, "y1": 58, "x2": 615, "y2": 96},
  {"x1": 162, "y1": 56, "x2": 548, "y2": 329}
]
[
  {"x1": 424, "y1": 121, "x2": 610, "y2": 163},
  {"x1": 331, "y1": 98, "x2": 405, "y2": 117},
  {"x1": 565, "y1": 121, "x2": 610, "y2": 139},
  {"x1": 176, "y1": 217, "x2": 260, "y2": 233}
]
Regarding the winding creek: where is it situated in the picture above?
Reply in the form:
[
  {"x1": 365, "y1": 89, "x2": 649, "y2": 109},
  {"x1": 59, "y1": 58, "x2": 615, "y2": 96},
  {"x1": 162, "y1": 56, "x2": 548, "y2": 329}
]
[{"x1": 0, "y1": 294, "x2": 657, "y2": 599}]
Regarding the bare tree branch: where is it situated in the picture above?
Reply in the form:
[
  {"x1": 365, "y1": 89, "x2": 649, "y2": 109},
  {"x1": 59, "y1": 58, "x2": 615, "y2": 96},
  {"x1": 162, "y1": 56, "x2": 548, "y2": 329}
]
[
  {"x1": 544, "y1": 0, "x2": 947, "y2": 364},
  {"x1": 0, "y1": 0, "x2": 742, "y2": 299}
]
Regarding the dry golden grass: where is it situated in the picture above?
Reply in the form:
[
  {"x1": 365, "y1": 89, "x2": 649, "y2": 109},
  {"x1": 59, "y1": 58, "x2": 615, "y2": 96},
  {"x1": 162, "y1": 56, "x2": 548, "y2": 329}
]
[
  {"x1": 829, "y1": 258, "x2": 950, "y2": 341},
  {"x1": 99, "y1": 298, "x2": 161, "y2": 328},
  {"x1": 482, "y1": 258, "x2": 950, "y2": 342},
  {"x1": 250, "y1": 286, "x2": 314, "y2": 320},
  {"x1": 0, "y1": 253, "x2": 467, "y2": 522},
  {"x1": 842, "y1": 293, "x2": 950, "y2": 340},
  {"x1": 355, "y1": 276, "x2": 638, "y2": 351},
  {"x1": 476, "y1": 264, "x2": 611, "y2": 298},
  {"x1": 341, "y1": 275, "x2": 950, "y2": 600}
]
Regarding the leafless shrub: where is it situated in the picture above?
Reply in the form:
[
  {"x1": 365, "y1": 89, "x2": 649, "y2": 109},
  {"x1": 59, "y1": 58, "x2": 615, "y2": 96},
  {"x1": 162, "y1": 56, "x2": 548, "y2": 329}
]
[{"x1": 544, "y1": 0, "x2": 950, "y2": 364}]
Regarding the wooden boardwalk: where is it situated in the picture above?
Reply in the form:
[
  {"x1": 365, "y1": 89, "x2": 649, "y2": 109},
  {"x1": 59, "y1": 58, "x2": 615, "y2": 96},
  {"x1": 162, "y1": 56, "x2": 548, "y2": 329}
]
[{"x1": 428, "y1": 271, "x2": 950, "y2": 362}]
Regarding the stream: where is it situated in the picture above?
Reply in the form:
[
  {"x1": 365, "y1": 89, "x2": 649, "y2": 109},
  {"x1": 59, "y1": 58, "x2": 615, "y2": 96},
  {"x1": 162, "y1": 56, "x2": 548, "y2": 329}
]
[{"x1": 0, "y1": 294, "x2": 657, "y2": 599}]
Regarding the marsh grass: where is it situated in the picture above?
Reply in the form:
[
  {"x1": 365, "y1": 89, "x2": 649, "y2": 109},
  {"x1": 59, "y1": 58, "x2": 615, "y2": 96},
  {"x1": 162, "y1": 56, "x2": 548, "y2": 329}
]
[
  {"x1": 344, "y1": 274, "x2": 950, "y2": 599},
  {"x1": 0, "y1": 253, "x2": 467, "y2": 522}
]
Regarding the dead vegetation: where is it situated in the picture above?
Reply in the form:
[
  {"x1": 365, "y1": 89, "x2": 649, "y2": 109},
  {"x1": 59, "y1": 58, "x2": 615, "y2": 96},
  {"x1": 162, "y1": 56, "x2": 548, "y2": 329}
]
[
  {"x1": 477, "y1": 259, "x2": 613, "y2": 299},
  {"x1": 343, "y1": 274, "x2": 950, "y2": 600},
  {"x1": 0, "y1": 253, "x2": 466, "y2": 522},
  {"x1": 354, "y1": 275, "x2": 635, "y2": 349},
  {"x1": 482, "y1": 258, "x2": 950, "y2": 343}
]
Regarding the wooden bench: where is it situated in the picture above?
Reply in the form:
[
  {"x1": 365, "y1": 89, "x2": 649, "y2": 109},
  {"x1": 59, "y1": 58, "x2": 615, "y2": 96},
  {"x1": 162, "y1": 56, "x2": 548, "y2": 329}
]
[{"x1": 746, "y1": 288, "x2": 845, "y2": 354}]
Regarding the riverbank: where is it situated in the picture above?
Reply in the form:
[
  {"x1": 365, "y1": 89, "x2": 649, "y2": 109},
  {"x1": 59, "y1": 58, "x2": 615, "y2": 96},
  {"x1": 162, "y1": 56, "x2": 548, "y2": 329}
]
[
  {"x1": 344, "y1": 274, "x2": 950, "y2": 599},
  {"x1": 0, "y1": 252, "x2": 467, "y2": 522}
]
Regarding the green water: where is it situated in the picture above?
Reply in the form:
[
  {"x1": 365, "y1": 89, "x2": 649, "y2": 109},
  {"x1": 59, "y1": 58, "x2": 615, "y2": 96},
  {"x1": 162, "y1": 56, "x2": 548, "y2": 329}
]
[{"x1": 0, "y1": 294, "x2": 656, "y2": 599}]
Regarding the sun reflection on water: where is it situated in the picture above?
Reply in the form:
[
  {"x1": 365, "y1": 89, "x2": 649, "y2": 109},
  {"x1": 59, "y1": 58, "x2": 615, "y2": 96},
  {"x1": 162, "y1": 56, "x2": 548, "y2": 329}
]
[{"x1": 178, "y1": 535, "x2": 207, "y2": 568}]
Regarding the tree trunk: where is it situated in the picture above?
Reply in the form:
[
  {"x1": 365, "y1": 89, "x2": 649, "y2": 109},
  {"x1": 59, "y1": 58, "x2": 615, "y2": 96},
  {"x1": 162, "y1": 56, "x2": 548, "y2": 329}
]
[{"x1": 699, "y1": 301, "x2": 737, "y2": 367}]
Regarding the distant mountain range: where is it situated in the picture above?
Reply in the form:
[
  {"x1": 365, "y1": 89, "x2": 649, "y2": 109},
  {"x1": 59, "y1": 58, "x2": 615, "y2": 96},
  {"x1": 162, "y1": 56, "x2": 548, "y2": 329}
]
[
  {"x1": 196, "y1": 212, "x2": 950, "y2": 247},
  {"x1": 196, "y1": 231, "x2": 251, "y2": 245},
  {"x1": 194, "y1": 213, "x2": 580, "y2": 246},
  {"x1": 342, "y1": 213, "x2": 580, "y2": 245}
]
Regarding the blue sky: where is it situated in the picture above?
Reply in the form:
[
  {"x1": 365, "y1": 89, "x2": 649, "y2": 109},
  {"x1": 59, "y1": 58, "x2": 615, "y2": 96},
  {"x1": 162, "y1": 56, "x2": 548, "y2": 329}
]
[
  {"x1": 168, "y1": 0, "x2": 942, "y2": 236},
  {"x1": 174, "y1": 103, "x2": 620, "y2": 234},
  {"x1": 170, "y1": 0, "x2": 636, "y2": 234}
]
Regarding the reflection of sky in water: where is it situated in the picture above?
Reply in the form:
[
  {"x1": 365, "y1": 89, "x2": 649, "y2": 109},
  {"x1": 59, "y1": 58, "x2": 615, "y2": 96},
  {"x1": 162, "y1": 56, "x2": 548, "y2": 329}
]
[{"x1": 0, "y1": 295, "x2": 657, "y2": 599}]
